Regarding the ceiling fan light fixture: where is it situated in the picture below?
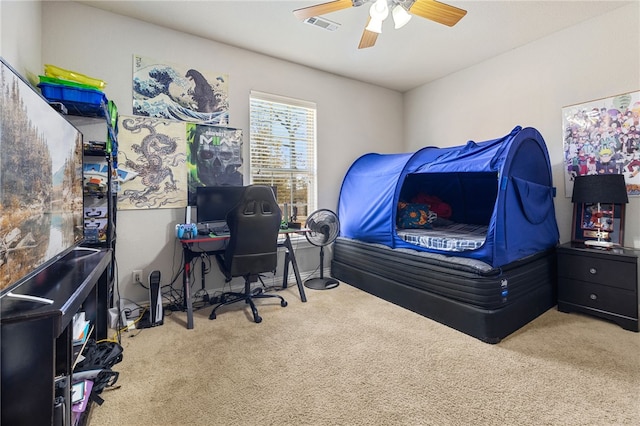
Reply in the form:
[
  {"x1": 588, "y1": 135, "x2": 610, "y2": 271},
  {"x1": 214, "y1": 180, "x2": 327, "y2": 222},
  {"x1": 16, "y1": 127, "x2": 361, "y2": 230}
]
[
  {"x1": 369, "y1": 0, "x2": 389, "y2": 20},
  {"x1": 391, "y1": 4, "x2": 411, "y2": 29},
  {"x1": 366, "y1": 0, "x2": 389, "y2": 34},
  {"x1": 365, "y1": 17, "x2": 384, "y2": 33}
]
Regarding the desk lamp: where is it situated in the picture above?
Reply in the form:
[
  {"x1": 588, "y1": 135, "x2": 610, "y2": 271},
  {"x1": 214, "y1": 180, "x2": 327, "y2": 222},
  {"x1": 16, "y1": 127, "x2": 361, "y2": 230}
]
[{"x1": 571, "y1": 174, "x2": 628, "y2": 248}]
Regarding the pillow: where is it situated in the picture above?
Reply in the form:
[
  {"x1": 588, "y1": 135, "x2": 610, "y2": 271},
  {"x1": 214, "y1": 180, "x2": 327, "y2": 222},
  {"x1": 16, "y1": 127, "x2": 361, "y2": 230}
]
[
  {"x1": 397, "y1": 202, "x2": 434, "y2": 229},
  {"x1": 411, "y1": 193, "x2": 452, "y2": 219}
]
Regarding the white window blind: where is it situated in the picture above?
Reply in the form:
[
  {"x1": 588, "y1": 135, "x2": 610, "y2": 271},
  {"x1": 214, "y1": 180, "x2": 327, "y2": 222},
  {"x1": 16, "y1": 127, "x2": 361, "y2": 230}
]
[{"x1": 249, "y1": 91, "x2": 317, "y2": 222}]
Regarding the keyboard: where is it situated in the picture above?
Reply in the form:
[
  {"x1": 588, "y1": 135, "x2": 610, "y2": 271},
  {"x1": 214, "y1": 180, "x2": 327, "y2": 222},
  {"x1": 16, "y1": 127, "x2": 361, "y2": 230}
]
[
  {"x1": 197, "y1": 222, "x2": 229, "y2": 235},
  {"x1": 211, "y1": 224, "x2": 230, "y2": 235}
]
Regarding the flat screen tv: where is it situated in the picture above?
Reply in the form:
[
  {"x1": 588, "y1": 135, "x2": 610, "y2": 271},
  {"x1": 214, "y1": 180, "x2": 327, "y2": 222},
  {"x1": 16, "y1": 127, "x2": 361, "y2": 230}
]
[{"x1": 0, "y1": 57, "x2": 85, "y2": 297}]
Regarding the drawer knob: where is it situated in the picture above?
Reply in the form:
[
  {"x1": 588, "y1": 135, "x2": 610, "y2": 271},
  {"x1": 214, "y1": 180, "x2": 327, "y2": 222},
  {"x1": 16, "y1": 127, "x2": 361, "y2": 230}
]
[
  {"x1": 589, "y1": 267, "x2": 597, "y2": 275},
  {"x1": 590, "y1": 293, "x2": 597, "y2": 300}
]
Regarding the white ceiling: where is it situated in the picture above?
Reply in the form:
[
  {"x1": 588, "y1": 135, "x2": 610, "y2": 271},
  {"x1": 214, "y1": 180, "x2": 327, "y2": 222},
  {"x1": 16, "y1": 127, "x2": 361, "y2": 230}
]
[{"x1": 74, "y1": 0, "x2": 632, "y2": 92}]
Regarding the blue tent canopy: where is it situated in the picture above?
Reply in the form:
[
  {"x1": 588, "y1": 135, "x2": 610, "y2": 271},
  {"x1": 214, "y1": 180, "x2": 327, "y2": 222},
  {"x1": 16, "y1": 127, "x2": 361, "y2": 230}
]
[{"x1": 337, "y1": 126, "x2": 559, "y2": 267}]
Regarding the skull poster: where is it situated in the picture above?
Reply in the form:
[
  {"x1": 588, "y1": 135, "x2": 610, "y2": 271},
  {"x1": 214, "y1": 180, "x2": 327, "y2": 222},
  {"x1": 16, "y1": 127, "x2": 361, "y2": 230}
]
[{"x1": 186, "y1": 123, "x2": 243, "y2": 205}]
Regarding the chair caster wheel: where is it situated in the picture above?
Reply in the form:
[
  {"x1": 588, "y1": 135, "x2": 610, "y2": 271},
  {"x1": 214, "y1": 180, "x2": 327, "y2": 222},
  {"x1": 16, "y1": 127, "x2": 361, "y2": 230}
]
[
  {"x1": 209, "y1": 312, "x2": 217, "y2": 320},
  {"x1": 281, "y1": 300, "x2": 288, "y2": 307},
  {"x1": 254, "y1": 315, "x2": 262, "y2": 323}
]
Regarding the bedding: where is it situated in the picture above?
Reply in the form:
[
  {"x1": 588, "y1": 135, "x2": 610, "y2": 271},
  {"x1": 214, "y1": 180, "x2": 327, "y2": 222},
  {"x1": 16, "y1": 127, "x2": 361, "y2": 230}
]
[{"x1": 397, "y1": 223, "x2": 488, "y2": 252}]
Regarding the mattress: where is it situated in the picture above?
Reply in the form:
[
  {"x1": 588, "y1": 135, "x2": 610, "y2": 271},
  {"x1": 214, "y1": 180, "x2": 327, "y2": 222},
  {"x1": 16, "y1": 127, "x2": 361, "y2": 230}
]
[
  {"x1": 397, "y1": 223, "x2": 488, "y2": 252},
  {"x1": 331, "y1": 237, "x2": 557, "y2": 343}
]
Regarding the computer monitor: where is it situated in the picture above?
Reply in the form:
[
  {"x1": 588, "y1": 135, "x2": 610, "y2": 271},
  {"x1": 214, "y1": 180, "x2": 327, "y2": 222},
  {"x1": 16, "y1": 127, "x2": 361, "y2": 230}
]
[{"x1": 196, "y1": 186, "x2": 246, "y2": 224}]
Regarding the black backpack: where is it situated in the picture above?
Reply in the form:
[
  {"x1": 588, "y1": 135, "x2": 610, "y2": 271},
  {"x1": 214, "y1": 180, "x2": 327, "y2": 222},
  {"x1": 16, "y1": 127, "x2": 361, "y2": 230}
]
[{"x1": 75, "y1": 340, "x2": 124, "y2": 404}]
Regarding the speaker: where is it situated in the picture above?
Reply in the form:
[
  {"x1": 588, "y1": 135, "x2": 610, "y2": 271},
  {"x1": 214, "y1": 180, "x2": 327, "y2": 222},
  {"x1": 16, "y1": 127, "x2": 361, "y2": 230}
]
[{"x1": 148, "y1": 270, "x2": 163, "y2": 327}]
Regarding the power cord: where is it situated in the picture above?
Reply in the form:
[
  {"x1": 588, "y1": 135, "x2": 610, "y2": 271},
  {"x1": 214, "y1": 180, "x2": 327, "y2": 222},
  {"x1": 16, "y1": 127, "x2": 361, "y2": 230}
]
[{"x1": 98, "y1": 306, "x2": 147, "y2": 342}]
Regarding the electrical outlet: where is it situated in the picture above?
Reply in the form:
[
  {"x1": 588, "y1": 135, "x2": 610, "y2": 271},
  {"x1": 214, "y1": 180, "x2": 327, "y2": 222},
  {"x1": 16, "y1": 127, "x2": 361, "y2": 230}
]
[{"x1": 133, "y1": 269, "x2": 142, "y2": 283}]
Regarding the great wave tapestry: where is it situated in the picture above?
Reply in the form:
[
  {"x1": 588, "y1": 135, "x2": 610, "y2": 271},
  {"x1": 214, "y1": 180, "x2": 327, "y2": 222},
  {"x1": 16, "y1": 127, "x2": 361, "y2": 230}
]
[
  {"x1": 133, "y1": 55, "x2": 229, "y2": 126},
  {"x1": 117, "y1": 115, "x2": 188, "y2": 210}
]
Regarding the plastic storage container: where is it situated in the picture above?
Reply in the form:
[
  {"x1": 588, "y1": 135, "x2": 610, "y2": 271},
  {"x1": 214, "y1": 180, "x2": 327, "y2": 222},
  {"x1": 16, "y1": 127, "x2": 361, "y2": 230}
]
[
  {"x1": 44, "y1": 64, "x2": 107, "y2": 90},
  {"x1": 39, "y1": 75, "x2": 98, "y2": 91},
  {"x1": 38, "y1": 82, "x2": 107, "y2": 115}
]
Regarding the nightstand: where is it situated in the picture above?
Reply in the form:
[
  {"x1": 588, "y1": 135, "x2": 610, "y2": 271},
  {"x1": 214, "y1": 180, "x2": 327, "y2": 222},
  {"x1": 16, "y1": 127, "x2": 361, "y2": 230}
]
[{"x1": 557, "y1": 242, "x2": 639, "y2": 332}]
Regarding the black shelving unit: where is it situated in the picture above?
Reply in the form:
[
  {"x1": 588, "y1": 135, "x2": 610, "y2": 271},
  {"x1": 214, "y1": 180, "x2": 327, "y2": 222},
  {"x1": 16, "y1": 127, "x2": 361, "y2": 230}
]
[{"x1": 66, "y1": 99, "x2": 118, "y2": 307}]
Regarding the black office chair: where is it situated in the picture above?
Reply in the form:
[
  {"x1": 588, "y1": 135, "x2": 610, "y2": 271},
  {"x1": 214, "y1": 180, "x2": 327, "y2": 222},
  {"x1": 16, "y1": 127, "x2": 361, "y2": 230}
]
[{"x1": 209, "y1": 185, "x2": 287, "y2": 323}]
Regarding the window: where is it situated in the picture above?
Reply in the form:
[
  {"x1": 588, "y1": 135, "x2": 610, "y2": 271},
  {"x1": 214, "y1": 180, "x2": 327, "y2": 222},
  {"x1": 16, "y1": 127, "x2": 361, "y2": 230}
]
[{"x1": 249, "y1": 91, "x2": 317, "y2": 223}]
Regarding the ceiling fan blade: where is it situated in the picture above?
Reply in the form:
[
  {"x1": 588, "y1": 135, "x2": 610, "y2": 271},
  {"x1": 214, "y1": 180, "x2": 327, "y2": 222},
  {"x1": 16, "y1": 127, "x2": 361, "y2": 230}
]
[
  {"x1": 358, "y1": 17, "x2": 379, "y2": 49},
  {"x1": 409, "y1": 0, "x2": 467, "y2": 27},
  {"x1": 293, "y1": 0, "x2": 354, "y2": 20}
]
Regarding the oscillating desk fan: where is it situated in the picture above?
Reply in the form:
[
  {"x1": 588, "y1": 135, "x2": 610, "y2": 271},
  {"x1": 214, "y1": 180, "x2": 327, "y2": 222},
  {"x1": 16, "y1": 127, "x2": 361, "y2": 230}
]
[{"x1": 304, "y1": 209, "x2": 340, "y2": 290}]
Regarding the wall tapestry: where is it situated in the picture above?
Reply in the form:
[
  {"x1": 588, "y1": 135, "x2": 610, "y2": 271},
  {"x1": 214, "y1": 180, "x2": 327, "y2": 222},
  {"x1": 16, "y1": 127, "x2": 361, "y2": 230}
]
[
  {"x1": 117, "y1": 115, "x2": 188, "y2": 210},
  {"x1": 186, "y1": 123, "x2": 243, "y2": 205},
  {"x1": 562, "y1": 90, "x2": 640, "y2": 197},
  {"x1": 133, "y1": 54, "x2": 229, "y2": 126}
]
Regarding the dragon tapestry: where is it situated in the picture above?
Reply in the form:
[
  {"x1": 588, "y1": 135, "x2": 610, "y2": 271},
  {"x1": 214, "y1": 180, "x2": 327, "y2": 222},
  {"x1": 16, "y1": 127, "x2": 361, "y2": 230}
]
[{"x1": 117, "y1": 115, "x2": 188, "y2": 210}]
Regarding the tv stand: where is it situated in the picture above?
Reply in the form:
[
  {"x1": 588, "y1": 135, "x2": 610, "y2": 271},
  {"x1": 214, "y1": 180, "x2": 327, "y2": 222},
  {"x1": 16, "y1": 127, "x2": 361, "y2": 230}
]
[{"x1": 1, "y1": 249, "x2": 112, "y2": 426}]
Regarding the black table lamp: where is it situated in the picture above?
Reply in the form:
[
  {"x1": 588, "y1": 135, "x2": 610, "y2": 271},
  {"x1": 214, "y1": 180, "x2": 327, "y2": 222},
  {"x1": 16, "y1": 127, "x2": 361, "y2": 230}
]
[{"x1": 572, "y1": 174, "x2": 629, "y2": 248}]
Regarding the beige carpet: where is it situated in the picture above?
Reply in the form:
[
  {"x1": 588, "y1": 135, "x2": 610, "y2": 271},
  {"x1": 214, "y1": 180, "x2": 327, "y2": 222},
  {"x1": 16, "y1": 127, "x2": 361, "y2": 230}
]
[{"x1": 89, "y1": 283, "x2": 640, "y2": 426}]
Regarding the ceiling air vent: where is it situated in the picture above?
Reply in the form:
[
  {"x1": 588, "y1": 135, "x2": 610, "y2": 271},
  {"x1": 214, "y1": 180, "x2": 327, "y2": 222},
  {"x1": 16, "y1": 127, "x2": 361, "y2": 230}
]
[{"x1": 304, "y1": 16, "x2": 340, "y2": 31}]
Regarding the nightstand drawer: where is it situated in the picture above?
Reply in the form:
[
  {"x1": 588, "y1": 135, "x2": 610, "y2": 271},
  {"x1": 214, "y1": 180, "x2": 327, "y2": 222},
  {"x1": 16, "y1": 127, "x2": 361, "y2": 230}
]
[
  {"x1": 557, "y1": 253, "x2": 636, "y2": 290},
  {"x1": 558, "y1": 279, "x2": 637, "y2": 318}
]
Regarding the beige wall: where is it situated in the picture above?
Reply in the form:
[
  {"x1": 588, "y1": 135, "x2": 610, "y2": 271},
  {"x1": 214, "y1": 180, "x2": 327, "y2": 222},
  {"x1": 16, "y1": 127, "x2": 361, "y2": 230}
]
[
  {"x1": 39, "y1": 1, "x2": 404, "y2": 304},
  {"x1": 404, "y1": 3, "x2": 640, "y2": 247},
  {"x1": 1, "y1": 0, "x2": 41, "y2": 77}
]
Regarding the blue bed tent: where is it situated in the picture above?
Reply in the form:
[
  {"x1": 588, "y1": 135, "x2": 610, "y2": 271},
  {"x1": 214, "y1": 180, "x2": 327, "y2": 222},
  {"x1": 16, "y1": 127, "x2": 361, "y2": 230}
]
[{"x1": 337, "y1": 126, "x2": 559, "y2": 267}]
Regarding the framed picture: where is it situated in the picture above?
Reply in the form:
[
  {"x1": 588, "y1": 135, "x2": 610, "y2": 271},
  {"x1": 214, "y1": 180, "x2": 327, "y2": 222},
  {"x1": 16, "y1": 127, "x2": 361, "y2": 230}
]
[
  {"x1": 571, "y1": 202, "x2": 626, "y2": 246},
  {"x1": 562, "y1": 90, "x2": 640, "y2": 198}
]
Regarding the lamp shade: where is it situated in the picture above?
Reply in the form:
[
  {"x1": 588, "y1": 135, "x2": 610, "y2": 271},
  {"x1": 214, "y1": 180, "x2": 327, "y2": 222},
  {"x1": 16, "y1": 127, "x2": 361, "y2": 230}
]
[
  {"x1": 571, "y1": 174, "x2": 629, "y2": 204},
  {"x1": 367, "y1": 0, "x2": 388, "y2": 34},
  {"x1": 365, "y1": 17, "x2": 383, "y2": 33},
  {"x1": 369, "y1": 0, "x2": 389, "y2": 20},
  {"x1": 392, "y1": 5, "x2": 412, "y2": 29}
]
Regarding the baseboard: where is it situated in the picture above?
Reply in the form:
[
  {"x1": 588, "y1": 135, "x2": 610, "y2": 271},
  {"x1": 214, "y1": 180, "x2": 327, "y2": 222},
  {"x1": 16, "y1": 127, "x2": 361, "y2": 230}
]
[{"x1": 116, "y1": 265, "x2": 323, "y2": 311}]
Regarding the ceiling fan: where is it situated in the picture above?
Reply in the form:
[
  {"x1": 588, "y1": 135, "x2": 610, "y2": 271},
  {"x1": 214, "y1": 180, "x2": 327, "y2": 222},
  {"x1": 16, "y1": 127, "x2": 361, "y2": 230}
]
[{"x1": 293, "y1": 0, "x2": 467, "y2": 49}]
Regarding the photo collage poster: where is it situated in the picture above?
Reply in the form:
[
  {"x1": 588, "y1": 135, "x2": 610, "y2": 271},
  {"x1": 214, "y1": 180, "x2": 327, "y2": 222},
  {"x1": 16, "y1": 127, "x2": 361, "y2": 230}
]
[{"x1": 562, "y1": 90, "x2": 640, "y2": 197}]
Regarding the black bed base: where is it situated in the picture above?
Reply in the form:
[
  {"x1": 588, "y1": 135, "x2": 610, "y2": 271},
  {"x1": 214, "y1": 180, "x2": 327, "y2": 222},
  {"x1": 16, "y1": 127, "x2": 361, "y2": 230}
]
[{"x1": 331, "y1": 240, "x2": 557, "y2": 344}]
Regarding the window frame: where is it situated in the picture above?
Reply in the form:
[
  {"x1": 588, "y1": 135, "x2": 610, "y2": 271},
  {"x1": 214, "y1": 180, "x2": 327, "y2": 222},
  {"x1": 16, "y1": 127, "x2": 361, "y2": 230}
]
[{"x1": 249, "y1": 90, "x2": 317, "y2": 223}]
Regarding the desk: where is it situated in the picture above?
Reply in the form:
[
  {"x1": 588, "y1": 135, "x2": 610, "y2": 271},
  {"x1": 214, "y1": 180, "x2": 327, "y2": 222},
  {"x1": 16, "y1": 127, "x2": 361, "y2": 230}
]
[{"x1": 178, "y1": 228, "x2": 309, "y2": 329}]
